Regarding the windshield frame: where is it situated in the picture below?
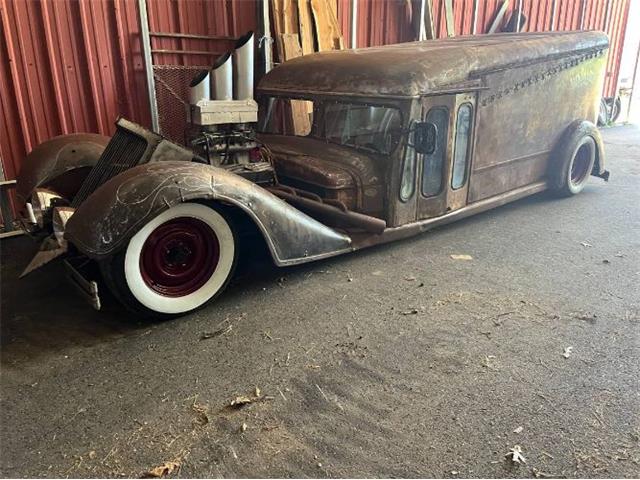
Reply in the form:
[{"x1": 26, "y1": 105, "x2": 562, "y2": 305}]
[{"x1": 258, "y1": 94, "x2": 407, "y2": 156}]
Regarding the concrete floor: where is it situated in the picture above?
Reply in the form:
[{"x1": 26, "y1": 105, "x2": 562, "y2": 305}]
[{"x1": 1, "y1": 126, "x2": 639, "y2": 478}]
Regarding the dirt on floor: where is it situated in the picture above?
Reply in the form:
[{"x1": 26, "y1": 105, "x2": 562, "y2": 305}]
[{"x1": 1, "y1": 125, "x2": 639, "y2": 478}]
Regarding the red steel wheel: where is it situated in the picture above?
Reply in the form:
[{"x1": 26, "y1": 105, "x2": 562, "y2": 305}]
[{"x1": 140, "y1": 217, "x2": 220, "y2": 297}]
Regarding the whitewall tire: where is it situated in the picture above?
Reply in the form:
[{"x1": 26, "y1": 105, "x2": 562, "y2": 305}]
[{"x1": 100, "y1": 203, "x2": 237, "y2": 317}]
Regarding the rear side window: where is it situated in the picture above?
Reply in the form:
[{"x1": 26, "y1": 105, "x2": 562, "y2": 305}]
[
  {"x1": 421, "y1": 107, "x2": 449, "y2": 197},
  {"x1": 451, "y1": 103, "x2": 473, "y2": 190}
]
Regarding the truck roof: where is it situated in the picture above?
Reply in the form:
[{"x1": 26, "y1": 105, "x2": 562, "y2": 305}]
[{"x1": 257, "y1": 31, "x2": 609, "y2": 99}]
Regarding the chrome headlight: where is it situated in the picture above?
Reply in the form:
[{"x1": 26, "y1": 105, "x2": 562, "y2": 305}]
[{"x1": 31, "y1": 188, "x2": 62, "y2": 228}]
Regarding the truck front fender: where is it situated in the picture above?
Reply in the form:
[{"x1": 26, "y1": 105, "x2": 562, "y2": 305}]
[
  {"x1": 16, "y1": 133, "x2": 110, "y2": 205},
  {"x1": 64, "y1": 162, "x2": 352, "y2": 266}
]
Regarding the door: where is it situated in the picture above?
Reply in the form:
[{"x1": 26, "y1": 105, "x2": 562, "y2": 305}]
[{"x1": 417, "y1": 93, "x2": 476, "y2": 220}]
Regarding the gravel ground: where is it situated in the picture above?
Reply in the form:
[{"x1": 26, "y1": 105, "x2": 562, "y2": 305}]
[{"x1": 1, "y1": 125, "x2": 638, "y2": 478}]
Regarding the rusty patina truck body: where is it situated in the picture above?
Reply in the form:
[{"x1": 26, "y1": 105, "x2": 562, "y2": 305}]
[{"x1": 17, "y1": 31, "x2": 610, "y2": 317}]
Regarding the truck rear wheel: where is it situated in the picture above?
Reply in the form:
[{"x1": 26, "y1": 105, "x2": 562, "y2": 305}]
[
  {"x1": 99, "y1": 203, "x2": 237, "y2": 318},
  {"x1": 550, "y1": 122, "x2": 597, "y2": 197}
]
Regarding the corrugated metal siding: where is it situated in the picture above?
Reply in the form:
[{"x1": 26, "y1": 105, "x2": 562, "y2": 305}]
[
  {"x1": 146, "y1": 0, "x2": 256, "y2": 66},
  {"x1": 0, "y1": 0, "x2": 149, "y2": 183},
  {"x1": 0, "y1": 0, "x2": 257, "y2": 189},
  {"x1": 0, "y1": 0, "x2": 630, "y2": 192}
]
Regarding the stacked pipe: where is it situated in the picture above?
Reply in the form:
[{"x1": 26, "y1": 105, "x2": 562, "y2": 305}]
[{"x1": 189, "y1": 30, "x2": 255, "y2": 105}]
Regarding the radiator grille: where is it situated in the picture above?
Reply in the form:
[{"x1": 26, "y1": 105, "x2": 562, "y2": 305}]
[{"x1": 72, "y1": 128, "x2": 148, "y2": 207}]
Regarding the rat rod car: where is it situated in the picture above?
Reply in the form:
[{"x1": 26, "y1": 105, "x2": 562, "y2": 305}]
[{"x1": 17, "y1": 31, "x2": 610, "y2": 317}]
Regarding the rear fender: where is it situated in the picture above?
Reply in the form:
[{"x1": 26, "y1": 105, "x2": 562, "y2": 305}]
[
  {"x1": 64, "y1": 162, "x2": 353, "y2": 266},
  {"x1": 16, "y1": 133, "x2": 110, "y2": 205}
]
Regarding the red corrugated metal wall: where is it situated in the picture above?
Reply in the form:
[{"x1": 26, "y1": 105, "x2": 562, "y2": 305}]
[
  {"x1": 0, "y1": 0, "x2": 256, "y2": 187},
  {"x1": 0, "y1": 0, "x2": 630, "y2": 191},
  {"x1": 0, "y1": 0, "x2": 150, "y2": 183}
]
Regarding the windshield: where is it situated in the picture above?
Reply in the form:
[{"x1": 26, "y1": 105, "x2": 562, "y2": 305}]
[{"x1": 259, "y1": 96, "x2": 403, "y2": 155}]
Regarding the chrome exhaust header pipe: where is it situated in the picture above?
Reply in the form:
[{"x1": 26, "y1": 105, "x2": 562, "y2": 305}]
[
  {"x1": 212, "y1": 51, "x2": 233, "y2": 100},
  {"x1": 233, "y1": 31, "x2": 254, "y2": 100},
  {"x1": 189, "y1": 69, "x2": 210, "y2": 104}
]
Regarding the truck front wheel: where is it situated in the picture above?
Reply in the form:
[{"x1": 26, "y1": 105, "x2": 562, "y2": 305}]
[{"x1": 99, "y1": 203, "x2": 237, "y2": 318}]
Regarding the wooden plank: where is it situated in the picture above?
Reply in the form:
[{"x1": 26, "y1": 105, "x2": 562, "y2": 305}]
[
  {"x1": 270, "y1": 0, "x2": 284, "y2": 35},
  {"x1": 444, "y1": 0, "x2": 455, "y2": 37},
  {"x1": 488, "y1": 0, "x2": 509, "y2": 34},
  {"x1": 280, "y1": 34, "x2": 311, "y2": 135},
  {"x1": 298, "y1": 0, "x2": 315, "y2": 55},
  {"x1": 310, "y1": 0, "x2": 344, "y2": 51},
  {"x1": 281, "y1": 32, "x2": 303, "y2": 59},
  {"x1": 0, "y1": 230, "x2": 24, "y2": 239},
  {"x1": 270, "y1": 0, "x2": 285, "y2": 61},
  {"x1": 282, "y1": 0, "x2": 299, "y2": 34},
  {"x1": 424, "y1": 0, "x2": 435, "y2": 39}
]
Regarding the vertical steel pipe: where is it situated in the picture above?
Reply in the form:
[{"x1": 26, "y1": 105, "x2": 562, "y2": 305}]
[
  {"x1": 233, "y1": 31, "x2": 255, "y2": 100},
  {"x1": 212, "y1": 52, "x2": 233, "y2": 101},
  {"x1": 350, "y1": 0, "x2": 358, "y2": 47},
  {"x1": 137, "y1": 0, "x2": 160, "y2": 132}
]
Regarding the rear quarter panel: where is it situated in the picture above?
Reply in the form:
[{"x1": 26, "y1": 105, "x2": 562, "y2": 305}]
[{"x1": 468, "y1": 50, "x2": 607, "y2": 202}]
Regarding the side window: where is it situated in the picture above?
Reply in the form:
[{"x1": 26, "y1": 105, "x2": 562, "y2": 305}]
[
  {"x1": 421, "y1": 107, "x2": 449, "y2": 197},
  {"x1": 400, "y1": 125, "x2": 417, "y2": 201},
  {"x1": 451, "y1": 103, "x2": 473, "y2": 190}
]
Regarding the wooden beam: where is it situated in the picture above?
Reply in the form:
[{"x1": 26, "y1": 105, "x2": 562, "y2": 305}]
[
  {"x1": 282, "y1": 0, "x2": 299, "y2": 34},
  {"x1": 298, "y1": 0, "x2": 315, "y2": 55},
  {"x1": 488, "y1": 0, "x2": 509, "y2": 34},
  {"x1": 424, "y1": 0, "x2": 435, "y2": 40},
  {"x1": 271, "y1": 0, "x2": 285, "y2": 61},
  {"x1": 280, "y1": 34, "x2": 311, "y2": 135},
  {"x1": 310, "y1": 0, "x2": 344, "y2": 51},
  {"x1": 444, "y1": 0, "x2": 455, "y2": 37}
]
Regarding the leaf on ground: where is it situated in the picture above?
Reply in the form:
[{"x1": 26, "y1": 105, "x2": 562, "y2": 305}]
[
  {"x1": 144, "y1": 461, "x2": 181, "y2": 478},
  {"x1": 532, "y1": 467, "x2": 550, "y2": 478},
  {"x1": 200, "y1": 324, "x2": 232, "y2": 340},
  {"x1": 229, "y1": 387, "x2": 263, "y2": 408},
  {"x1": 450, "y1": 254, "x2": 473, "y2": 260},
  {"x1": 229, "y1": 395, "x2": 253, "y2": 407},
  {"x1": 562, "y1": 346, "x2": 574, "y2": 358},
  {"x1": 191, "y1": 402, "x2": 209, "y2": 425},
  {"x1": 506, "y1": 445, "x2": 526, "y2": 464}
]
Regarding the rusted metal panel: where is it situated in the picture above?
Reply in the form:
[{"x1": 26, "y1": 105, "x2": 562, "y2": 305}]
[
  {"x1": 258, "y1": 31, "x2": 609, "y2": 97},
  {"x1": 65, "y1": 160, "x2": 353, "y2": 265}
]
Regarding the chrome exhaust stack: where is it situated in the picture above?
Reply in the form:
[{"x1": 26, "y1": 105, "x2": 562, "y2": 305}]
[
  {"x1": 188, "y1": 31, "x2": 259, "y2": 166},
  {"x1": 233, "y1": 31, "x2": 254, "y2": 100},
  {"x1": 212, "y1": 51, "x2": 233, "y2": 100},
  {"x1": 189, "y1": 69, "x2": 211, "y2": 104}
]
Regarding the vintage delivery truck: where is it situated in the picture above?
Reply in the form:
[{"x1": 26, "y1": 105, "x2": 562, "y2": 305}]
[{"x1": 16, "y1": 31, "x2": 610, "y2": 317}]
